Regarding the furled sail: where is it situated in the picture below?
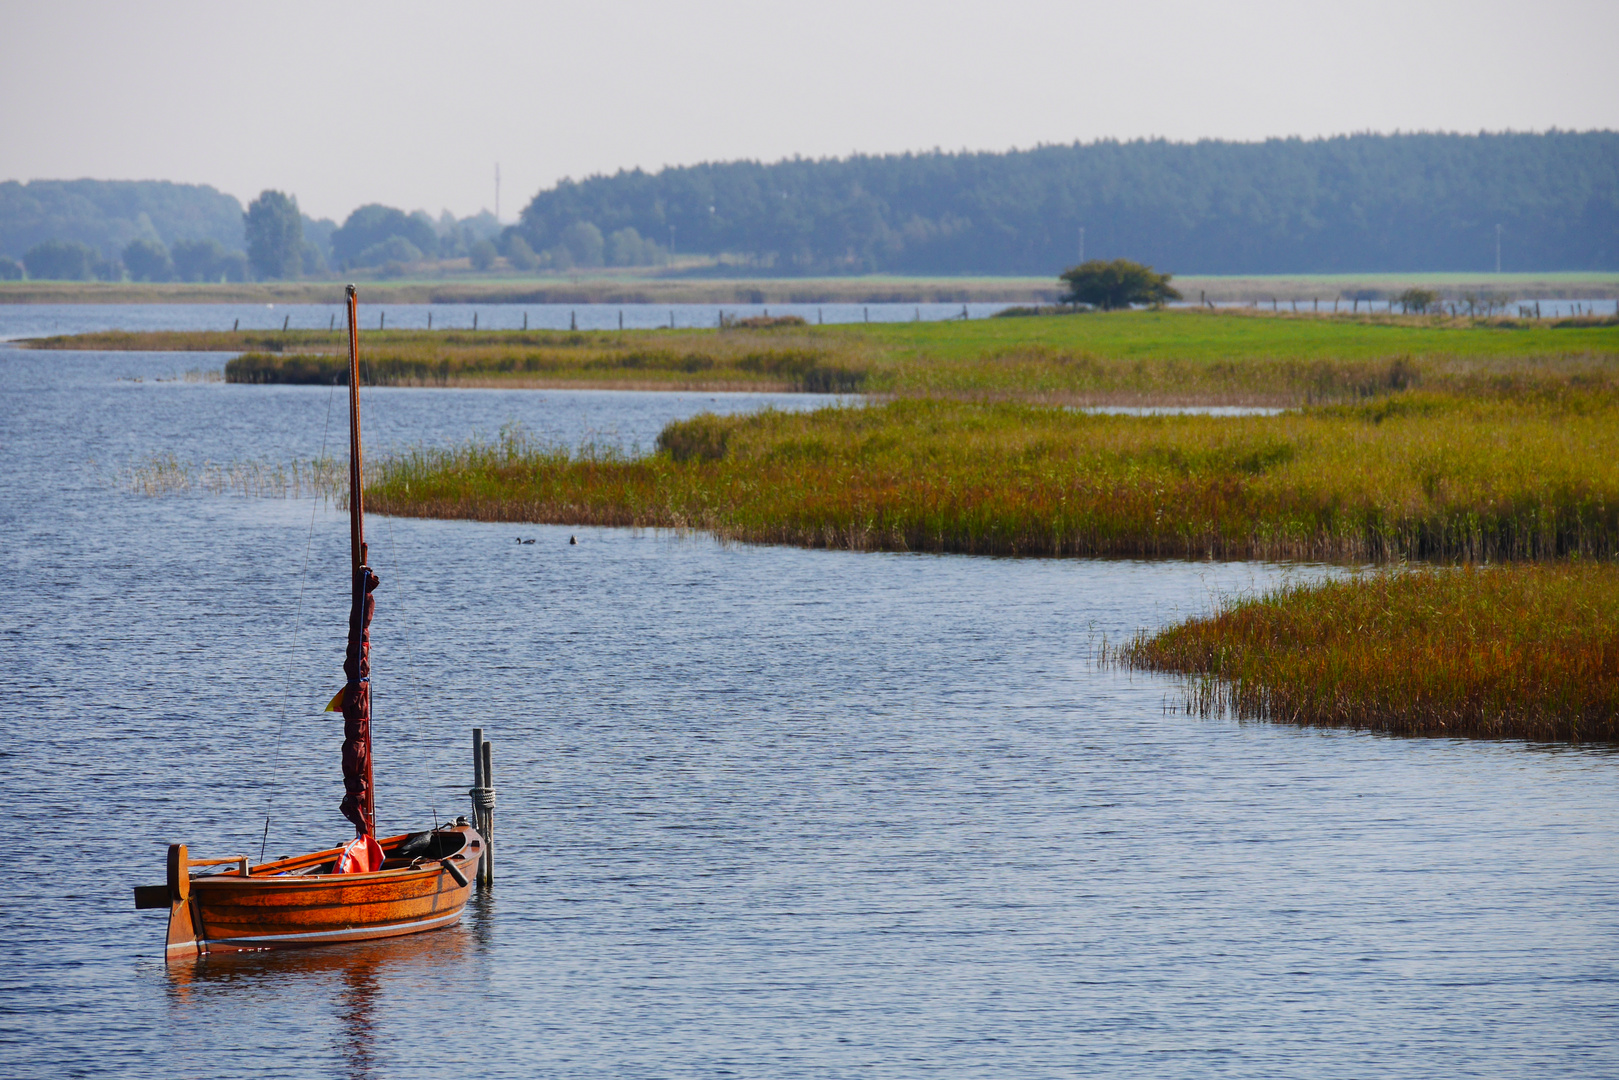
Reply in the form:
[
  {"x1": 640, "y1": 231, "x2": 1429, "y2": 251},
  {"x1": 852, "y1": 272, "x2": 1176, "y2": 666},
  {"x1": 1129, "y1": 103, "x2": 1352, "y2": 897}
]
[{"x1": 339, "y1": 562, "x2": 379, "y2": 834}]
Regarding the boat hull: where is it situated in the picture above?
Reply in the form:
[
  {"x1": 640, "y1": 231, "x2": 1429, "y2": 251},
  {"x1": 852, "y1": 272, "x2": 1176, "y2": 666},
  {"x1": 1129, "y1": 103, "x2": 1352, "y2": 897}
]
[{"x1": 157, "y1": 824, "x2": 483, "y2": 958}]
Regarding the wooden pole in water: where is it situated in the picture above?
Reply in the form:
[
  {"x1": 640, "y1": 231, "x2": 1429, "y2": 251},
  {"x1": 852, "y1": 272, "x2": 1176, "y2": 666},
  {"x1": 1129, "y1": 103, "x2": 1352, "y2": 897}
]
[{"x1": 481, "y1": 739, "x2": 493, "y2": 885}]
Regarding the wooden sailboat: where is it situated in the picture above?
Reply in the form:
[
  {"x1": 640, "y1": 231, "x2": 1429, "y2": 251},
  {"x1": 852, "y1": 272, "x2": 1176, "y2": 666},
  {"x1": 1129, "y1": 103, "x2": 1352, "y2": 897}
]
[{"x1": 135, "y1": 285, "x2": 483, "y2": 958}]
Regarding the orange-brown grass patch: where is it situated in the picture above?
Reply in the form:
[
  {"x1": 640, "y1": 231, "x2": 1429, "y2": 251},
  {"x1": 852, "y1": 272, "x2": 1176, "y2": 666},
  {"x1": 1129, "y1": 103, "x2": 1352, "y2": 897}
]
[
  {"x1": 1119, "y1": 563, "x2": 1619, "y2": 741},
  {"x1": 366, "y1": 389, "x2": 1619, "y2": 562}
]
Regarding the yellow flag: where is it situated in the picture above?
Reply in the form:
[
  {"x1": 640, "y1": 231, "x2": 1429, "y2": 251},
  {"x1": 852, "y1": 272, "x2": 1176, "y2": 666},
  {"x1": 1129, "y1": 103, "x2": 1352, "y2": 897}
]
[{"x1": 324, "y1": 688, "x2": 346, "y2": 713}]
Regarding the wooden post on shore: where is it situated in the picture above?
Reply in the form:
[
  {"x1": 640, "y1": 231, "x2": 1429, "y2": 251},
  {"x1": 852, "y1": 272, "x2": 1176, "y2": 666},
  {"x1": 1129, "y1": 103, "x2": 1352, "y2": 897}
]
[
  {"x1": 379, "y1": 311, "x2": 385, "y2": 331},
  {"x1": 233, "y1": 318, "x2": 239, "y2": 332},
  {"x1": 570, "y1": 310, "x2": 576, "y2": 331},
  {"x1": 523, "y1": 311, "x2": 528, "y2": 331},
  {"x1": 864, "y1": 307, "x2": 869, "y2": 323},
  {"x1": 283, "y1": 315, "x2": 290, "y2": 332},
  {"x1": 428, "y1": 312, "x2": 432, "y2": 330},
  {"x1": 330, "y1": 314, "x2": 335, "y2": 331}
]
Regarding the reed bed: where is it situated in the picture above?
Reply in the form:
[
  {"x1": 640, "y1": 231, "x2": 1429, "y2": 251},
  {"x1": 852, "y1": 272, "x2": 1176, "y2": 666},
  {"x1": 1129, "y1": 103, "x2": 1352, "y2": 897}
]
[
  {"x1": 128, "y1": 453, "x2": 344, "y2": 499},
  {"x1": 366, "y1": 388, "x2": 1619, "y2": 562},
  {"x1": 1118, "y1": 563, "x2": 1619, "y2": 741},
  {"x1": 30, "y1": 311, "x2": 1619, "y2": 407}
]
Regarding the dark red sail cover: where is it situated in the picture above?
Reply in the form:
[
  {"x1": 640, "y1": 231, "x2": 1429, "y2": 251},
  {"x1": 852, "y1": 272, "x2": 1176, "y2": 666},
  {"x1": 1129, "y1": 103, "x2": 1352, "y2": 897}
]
[{"x1": 339, "y1": 565, "x2": 380, "y2": 835}]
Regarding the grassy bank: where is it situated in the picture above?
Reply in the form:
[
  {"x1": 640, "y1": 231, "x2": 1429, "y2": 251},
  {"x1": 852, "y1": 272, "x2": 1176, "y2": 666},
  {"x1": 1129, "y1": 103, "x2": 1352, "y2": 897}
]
[
  {"x1": 1119, "y1": 564, "x2": 1619, "y2": 742},
  {"x1": 366, "y1": 388, "x2": 1619, "y2": 562},
  {"x1": 32, "y1": 309, "x2": 1619, "y2": 405}
]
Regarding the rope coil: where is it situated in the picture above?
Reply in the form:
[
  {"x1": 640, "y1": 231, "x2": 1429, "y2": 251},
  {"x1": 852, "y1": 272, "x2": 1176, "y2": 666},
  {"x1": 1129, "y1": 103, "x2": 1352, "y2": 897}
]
[{"x1": 469, "y1": 786, "x2": 497, "y2": 814}]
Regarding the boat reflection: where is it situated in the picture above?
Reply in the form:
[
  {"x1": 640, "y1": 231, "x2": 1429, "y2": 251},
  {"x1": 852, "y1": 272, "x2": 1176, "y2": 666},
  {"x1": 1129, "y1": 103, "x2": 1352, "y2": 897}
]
[{"x1": 165, "y1": 919, "x2": 479, "y2": 1080}]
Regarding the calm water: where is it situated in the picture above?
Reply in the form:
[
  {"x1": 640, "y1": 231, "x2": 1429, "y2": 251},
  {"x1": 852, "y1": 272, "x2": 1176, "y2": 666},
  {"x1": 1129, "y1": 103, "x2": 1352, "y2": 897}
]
[
  {"x1": 1, "y1": 297, "x2": 1611, "y2": 342},
  {"x1": 0, "y1": 302, "x2": 1019, "y2": 341},
  {"x1": 3, "y1": 345, "x2": 1618, "y2": 1079}
]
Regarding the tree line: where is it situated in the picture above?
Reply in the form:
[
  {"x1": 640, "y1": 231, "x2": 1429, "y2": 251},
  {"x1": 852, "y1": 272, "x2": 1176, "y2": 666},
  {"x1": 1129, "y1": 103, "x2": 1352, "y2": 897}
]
[
  {"x1": 0, "y1": 180, "x2": 506, "y2": 282},
  {"x1": 512, "y1": 131, "x2": 1618, "y2": 275}
]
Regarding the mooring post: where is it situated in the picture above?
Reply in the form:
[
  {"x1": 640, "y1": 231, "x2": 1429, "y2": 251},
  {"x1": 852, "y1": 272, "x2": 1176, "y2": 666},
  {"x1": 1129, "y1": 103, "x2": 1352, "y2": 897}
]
[
  {"x1": 481, "y1": 739, "x2": 494, "y2": 885},
  {"x1": 283, "y1": 314, "x2": 290, "y2": 332},
  {"x1": 523, "y1": 311, "x2": 528, "y2": 331},
  {"x1": 470, "y1": 727, "x2": 495, "y2": 885}
]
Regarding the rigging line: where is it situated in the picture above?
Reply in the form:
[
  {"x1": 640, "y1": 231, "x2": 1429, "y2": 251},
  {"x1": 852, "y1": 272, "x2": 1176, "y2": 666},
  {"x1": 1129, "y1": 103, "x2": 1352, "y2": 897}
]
[
  {"x1": 382, "y1": 507, "x2": 434, "y2": 824},
  {"x1": 363, "y1": 341, "x2": 433, "y2": 826},
  {"x1": 259, "y1": 381, "x2": 338, "y2": 861}
]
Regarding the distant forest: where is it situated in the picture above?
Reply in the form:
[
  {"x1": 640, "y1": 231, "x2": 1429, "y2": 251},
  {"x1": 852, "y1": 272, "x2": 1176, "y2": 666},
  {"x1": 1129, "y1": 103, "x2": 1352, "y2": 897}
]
[
  {"x1": 514, "y1": 131, "x2": 1619, "y2": 275},
  {"x1": 6, "y1": 132, "x2": 1615, "y2": 281},
  {"x1": 0, "y1": 179, "x2": 500, "y2": 281},
  {"x1": 0, "y1": 180, "x2": 247, "y2": 262}
]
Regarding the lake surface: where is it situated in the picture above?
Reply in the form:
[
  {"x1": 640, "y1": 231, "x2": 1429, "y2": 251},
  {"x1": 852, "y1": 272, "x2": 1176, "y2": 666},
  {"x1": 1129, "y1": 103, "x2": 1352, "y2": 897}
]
[
  {"x1": 3, "y1": 345, "x2": 1618, "y2": 1079},
  {"x1": 1, "y1": 297, "x2": 1611, "y2": 341},
  {"x1": 0, "y1": 302, "x2": 1020, "y2": 341}
]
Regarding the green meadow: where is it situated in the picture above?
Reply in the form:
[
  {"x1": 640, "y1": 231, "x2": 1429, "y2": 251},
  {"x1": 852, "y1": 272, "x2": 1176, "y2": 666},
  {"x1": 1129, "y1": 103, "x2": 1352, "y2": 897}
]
[{"x1": 34, "y1": 307, "x2": 1619, "y2": 406}]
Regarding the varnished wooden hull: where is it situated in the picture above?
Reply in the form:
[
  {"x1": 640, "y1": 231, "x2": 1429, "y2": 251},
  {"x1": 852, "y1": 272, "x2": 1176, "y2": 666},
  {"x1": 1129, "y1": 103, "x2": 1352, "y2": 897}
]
[{"x1": 160, "y1": 824, "x2": 482, "y2": 958}]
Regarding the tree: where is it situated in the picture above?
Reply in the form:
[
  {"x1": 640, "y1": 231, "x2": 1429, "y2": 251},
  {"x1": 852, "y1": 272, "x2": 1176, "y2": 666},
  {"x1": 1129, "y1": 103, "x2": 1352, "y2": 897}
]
[
  {"x1": 244, "y1": 190, "x2": 303, "y2": 279},
  {"x1": 331, "y1": 204, "x2": 439, "y2": 267},
  {"x1": 559, "y1": 221, "x2": 604, "y2": 267},
  {"x1": 1058, "y1": 258, "x2": 1180, "y2": 310},
  {"x1": 505, "y1": 234, "x2": 538, "y2": 271},
  {"x1": 172, "y1": 238, "x2": 226, "y2": 281},
  {"x1": 468, "y1": 238, "x2": 498, "y2": 271},
  {"x1": 23, "y1": 239, "x2": 97, "y2": 280},
  {"x1": 123, "y1": 238, "x2": 174, "y2": 282},
  {"x1": 1396, "y1": 287, "x2": 1440, "y2": 313},
  {"x1": 357, "y1": 236, "x2": 425, "y2": 267}
]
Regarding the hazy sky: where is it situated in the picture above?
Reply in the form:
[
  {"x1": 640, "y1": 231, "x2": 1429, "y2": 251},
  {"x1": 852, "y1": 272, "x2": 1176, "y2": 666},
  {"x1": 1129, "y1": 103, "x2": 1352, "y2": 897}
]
[{"x1": 3, "y1": 0, "x2": 1615, "y2": 223}]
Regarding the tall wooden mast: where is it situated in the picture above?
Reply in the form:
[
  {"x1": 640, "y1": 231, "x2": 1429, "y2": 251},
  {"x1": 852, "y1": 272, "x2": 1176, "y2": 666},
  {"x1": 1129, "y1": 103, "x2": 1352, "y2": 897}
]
[{"x1": 340, "y1": 285, "x2": 378, "y2": 838}]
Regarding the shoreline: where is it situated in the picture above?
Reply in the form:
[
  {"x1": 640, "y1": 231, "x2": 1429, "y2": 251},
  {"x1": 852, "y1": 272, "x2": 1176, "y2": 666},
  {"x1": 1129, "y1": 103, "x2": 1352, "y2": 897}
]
[{"x1": 3, "y1": 271, "x2": 1615, "y2": 306}]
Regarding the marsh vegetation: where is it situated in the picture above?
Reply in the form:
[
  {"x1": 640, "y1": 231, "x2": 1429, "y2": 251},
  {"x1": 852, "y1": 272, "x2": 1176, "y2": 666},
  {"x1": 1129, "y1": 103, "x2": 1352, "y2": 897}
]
[{"x1": 1119, "y1": 565, "x2": 1619, "y2": 742}]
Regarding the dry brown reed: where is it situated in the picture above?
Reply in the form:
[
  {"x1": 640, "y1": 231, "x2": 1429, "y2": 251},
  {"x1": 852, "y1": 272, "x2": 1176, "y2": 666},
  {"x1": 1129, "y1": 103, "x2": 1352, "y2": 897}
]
[
  {"x1": 366, "y1": 388, "x2": 1619, "y2": 563},
  {"x1": 1118, "y1": 564, "x2": 1619, "y2": 741}
]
